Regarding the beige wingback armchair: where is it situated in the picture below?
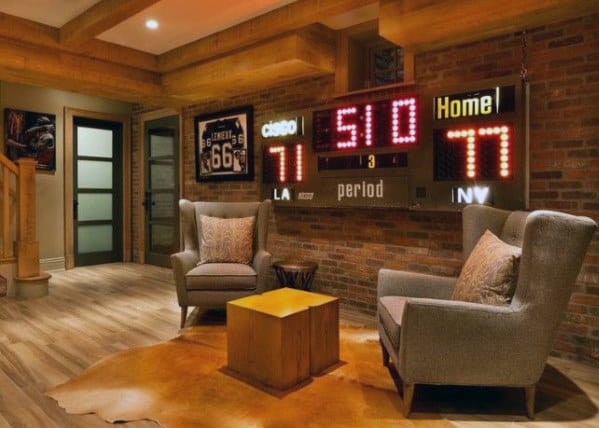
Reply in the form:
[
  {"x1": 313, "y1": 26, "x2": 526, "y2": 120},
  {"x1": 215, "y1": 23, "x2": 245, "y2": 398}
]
[
  {"x1": 377, "y1": 205, "x2": 597, "y2": 417},
  {"x1": 171, "y1": 199, "x2": 273, "y2": 328}
]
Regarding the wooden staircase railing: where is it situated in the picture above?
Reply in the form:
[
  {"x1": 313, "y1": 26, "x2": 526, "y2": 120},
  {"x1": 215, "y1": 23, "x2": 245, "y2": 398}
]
[
  {"x1": 0, "y1": 153, "x2": 18, "y2": 264},
  {"x1": 0, "y1": 155, "x2": 47, "y2": 297}
]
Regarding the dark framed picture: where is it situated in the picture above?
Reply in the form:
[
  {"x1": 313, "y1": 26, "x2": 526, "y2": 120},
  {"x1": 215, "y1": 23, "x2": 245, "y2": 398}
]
[
  {"x1": 195, "y1": 105, "x2": 254, "y2": 182},
  {"x1": 4, "y1": 108, "x2": 56, "y2": 171}
]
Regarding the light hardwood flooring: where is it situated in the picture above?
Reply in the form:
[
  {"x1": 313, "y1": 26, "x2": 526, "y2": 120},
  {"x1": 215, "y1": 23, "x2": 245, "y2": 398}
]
[{"x1": 0, "y1": 263, "x2": 596, "y2": 427}]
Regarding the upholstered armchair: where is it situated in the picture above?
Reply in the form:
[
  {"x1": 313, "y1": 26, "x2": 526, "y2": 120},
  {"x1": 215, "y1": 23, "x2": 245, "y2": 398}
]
[
  {"x1": 171, "y1": 199, "x2": 273, "y2": 328},
  {"x1": 377, "y1": 205, "x2": 597, "y2": 418}
]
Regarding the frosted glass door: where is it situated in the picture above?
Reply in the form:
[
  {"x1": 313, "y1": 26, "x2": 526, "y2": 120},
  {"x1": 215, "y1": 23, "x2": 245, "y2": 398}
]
[
  {"x1": 74, "y1": 119, "x2": 122, "y2": 266},
  {"x1": 144, "y1": 116, "x2": 179, "y2": 267}
]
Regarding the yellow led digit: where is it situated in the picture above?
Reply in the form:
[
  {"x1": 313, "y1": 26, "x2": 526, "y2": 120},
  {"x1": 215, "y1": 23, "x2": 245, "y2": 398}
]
[{"x1": 368, "y1": 154, "x2": 376, "y2": 169}]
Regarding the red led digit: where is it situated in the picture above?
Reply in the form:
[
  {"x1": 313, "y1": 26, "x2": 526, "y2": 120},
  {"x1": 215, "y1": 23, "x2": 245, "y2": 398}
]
[
  {"x1": 336, "y1": 106, "x2": 358, "y2": 149},
  {"x1": 268, "y1": 145, "x2": 286, "y2": 183},
  {"x1": 364, "y1": 104, "x2": 373, "y2": 147},
  {"x1": 391, "y1": 97, "x2": 417, "y2": 145},
  {"x1": 295, "y1": 144, "x2": 304, "y2": 182},
  {"x1": 447, "y1": 128, "x2": 477, "y2": 178},
  {"x1": 447, "y1": 125, "x2": 512, "y2": 179},
  {"x1": 479, "y1": 125, "x2": 511, "y2": 178}
]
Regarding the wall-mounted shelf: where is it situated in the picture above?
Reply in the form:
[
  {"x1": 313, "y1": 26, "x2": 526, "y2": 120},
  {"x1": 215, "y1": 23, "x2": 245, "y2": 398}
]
[{"x1": 332, "y1": 81, "x2": 417, "y2": 100}]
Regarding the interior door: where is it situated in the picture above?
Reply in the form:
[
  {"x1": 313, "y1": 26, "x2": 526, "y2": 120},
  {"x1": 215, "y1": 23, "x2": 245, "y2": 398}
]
[
  {"x1": 74, "y1": 117, "x2": 123, "y2": 266},
  {"x1": 144, "y1": 115, "x2": 179, "y2": 267}
]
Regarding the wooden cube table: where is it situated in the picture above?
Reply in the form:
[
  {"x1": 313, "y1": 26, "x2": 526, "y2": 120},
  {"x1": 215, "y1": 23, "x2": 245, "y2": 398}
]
[{"x1": 227, "y1": 287, "x2": 339, "y2": 390}]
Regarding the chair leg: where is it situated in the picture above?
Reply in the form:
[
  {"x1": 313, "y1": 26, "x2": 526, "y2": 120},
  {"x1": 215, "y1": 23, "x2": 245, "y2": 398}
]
[
  {"x1": 525, "y1": 384, "x2": 536, "y2": 419},
  {"x1": 403, "y1": 383, "x2": 415, "y2": 417},
  {"x1": 180, "y1": 306, "x2": 188, "y2": 328},
  {"x1": 380, "y1": 340, "x2": 390, "y2": 367}
]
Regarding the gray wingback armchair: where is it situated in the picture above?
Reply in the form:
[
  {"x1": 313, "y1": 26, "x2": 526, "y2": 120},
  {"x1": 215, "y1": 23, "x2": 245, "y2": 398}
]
[
  {"x1": 171, "y1": 199, "x2": 273, "y2": 328},
  {"x1": 377, "y1": 205, "x2": 597, "y2": 418}
]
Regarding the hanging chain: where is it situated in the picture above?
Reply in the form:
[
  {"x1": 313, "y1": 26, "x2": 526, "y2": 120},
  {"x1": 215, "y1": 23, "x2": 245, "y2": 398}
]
[{"x1": 520, "y1": 29, "x2": 528, "y2": 84}]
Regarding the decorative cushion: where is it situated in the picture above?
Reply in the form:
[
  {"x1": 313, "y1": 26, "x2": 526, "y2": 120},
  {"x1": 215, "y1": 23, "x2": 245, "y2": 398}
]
[
  {"x1": 199, "y1": 215, "x2": 255, "y2": 265},
  {"x1": 452, "y1": 229, "x2": 522, "y2": 305}
]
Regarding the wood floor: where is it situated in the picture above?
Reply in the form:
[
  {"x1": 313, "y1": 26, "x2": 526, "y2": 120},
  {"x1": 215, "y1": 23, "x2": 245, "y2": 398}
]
[{"x1": 0, "y1": 263, "x2": 596, "y2": 427}]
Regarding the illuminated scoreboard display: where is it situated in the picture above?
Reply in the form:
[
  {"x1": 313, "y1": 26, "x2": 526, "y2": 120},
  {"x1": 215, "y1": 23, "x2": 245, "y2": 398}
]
[
  {"x1": 434, "y1": 125, "x2": 513, "y2": 181},
  {"x1": 263, "y1": 142, "x2": 305, "y2": 183},
  {"x1": 261, "y1": 79, "x2": 526, "y2": 210},
  {"x1": 312, "y1": 97, "x2": 417, "y2": 151},
  {"x1": 427, "y1": 83, "x2": 525, "y2": 209}
]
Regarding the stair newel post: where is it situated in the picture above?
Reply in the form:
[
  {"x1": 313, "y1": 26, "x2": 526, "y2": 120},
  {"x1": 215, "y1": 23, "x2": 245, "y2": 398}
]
[
  {"x1": 2, "y1": 168, "x2": 10, "y2": 259},
  {"x1": 15, "y1": 158, "x2": 40, "y2": 279}
]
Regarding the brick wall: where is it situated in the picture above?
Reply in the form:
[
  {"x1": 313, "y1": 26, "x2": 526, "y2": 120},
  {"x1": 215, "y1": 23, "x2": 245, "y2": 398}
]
[{"x1": 132, "y1": 14, "x2": 599, "y2": 365}]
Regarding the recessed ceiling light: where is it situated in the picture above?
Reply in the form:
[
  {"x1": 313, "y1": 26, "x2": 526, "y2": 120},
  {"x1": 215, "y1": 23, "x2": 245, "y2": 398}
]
[{"x1": 145, "y1": 19, "x2": 159, "y2": 30}]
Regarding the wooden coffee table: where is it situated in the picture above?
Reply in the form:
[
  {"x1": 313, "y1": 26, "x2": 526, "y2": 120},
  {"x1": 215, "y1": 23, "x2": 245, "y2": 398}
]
[{"x1": 227, "y1": 287, "x2": 339, "y2": 390}]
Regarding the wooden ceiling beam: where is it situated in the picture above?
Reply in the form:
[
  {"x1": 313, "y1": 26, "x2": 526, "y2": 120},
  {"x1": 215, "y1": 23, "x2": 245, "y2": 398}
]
[
  {"x1": 0, "y1": 22, "x2": 338, "y2": 106},
  {"x1": 0, "y1": 12, "x2": 158, "y2": 72},
  {"x1": 0, "y1": 36, "x2": 166, "y2": 105},
  {"x1": 379, "y1": 0, "x2": 599, "y2": 52},
  {"x1": 59, "y1": 0, "x2": 161, "y2": 47},
  {"x1": 162, "y1": 25, "x2": 336, "y2": 102},
  {"x1": 158, "y1": 0, "x2": 376, "y2": 72}
]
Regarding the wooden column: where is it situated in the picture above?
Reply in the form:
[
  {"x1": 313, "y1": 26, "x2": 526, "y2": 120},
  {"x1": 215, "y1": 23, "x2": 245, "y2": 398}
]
[
  {"x1": 403, "y1": 49, "x2": 415, "y2": 83},
  {"x1": 15, "y1": 158, "x2": 40, "y2": 279},
  {"x1": 2, "y1": 168, "x2": 10, "y2": 259},
  {"x1": 334, "y1": 30, "x2": 350, "y2": 94}
]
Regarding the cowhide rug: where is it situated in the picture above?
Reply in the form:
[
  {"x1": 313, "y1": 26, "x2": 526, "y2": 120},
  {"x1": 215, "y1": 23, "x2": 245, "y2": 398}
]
[{"x1": 47, "y1": 325, "x2": 449, "y2": 427}]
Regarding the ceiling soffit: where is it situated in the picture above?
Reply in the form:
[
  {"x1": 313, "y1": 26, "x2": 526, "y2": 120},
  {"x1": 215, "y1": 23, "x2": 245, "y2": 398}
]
[
  {"x1": 162, "y1": 25, "x2": 336, "y2": 102},
  {"x1": 59, "y1": 0, "x2": 163, "y2": 47},
  {"x1": 157, "y1": 0, "x2": 378, "y2": 72},
  {"x1": 0, "y1": 12, "x2": 159, "y2": 72},
  {"x1": 98, "y1": 0, "x2": 298, "y2": 55},
  {"x1": 379, "y1": 0, "x2": 599, "y2": 52},
  {"x1": 0, "y1": 0, "x2": 100, "y2": 27}
]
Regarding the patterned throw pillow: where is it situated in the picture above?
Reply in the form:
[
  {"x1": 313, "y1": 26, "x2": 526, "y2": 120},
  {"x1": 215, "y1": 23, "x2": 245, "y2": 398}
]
[
  {"x1": 452, "y1": 229, "x2": 522, "y2": 305},
  {"x1": 198, "y1": 215, "x2": 255, "y2": 265}
]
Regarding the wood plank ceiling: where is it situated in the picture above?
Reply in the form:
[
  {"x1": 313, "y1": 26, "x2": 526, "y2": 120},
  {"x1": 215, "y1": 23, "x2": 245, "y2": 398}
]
[{"x1": 0, "y1": 0, "x2": 596, "y2": 106}]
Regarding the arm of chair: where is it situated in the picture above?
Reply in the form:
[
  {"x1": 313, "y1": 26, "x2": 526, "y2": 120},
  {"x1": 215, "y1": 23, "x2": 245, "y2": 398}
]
[
  {"x1": 377, "y1": 269, "x2": 457, "y2": 300},
  {"x1": 171, "y1": 250, "x2": 199, "y2": 305},
  {"x1": 253, "y1": 249, "x2": 273, "y2": 292},
  {"x1": 398, "y1": 298, "x2": 534, "y2": 385}
]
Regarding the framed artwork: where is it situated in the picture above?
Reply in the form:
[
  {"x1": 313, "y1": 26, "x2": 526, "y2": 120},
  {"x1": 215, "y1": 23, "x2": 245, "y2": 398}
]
[
  {"x1": 4, "y1": 108, "x2": 56, "y2": 171},
  {"x1": 195, "y1": 105, "x2": 254, "y2": 182}
]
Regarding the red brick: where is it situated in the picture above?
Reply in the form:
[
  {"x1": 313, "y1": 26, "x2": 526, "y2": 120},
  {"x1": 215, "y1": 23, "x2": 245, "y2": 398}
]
[
  {"x1": 572, "y1": 293, "x2": 599, "y2": 306},
  {"x1": 548, "y1": 35, "x2": 584, "y2": 48},
  {"x1": 559, "y1": 322, "x2": 590, "y2": 335}
]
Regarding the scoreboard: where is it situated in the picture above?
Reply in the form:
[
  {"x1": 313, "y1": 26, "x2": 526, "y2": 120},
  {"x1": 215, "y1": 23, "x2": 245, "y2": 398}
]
[
  {"x1": 312, "y1": 97, "x2": 417, "y2": 151},
  {"x1": 260, "y1": 78, "x2": 526, "y2": 210}
]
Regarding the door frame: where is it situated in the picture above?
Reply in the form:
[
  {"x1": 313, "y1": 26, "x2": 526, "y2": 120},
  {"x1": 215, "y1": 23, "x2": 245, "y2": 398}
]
[
  {"x1": 64, "y1": 108, "x2": 131, "y2": 269},
  {"x1": 137, "y1": 108, "x2": 183, "y2": 264}
]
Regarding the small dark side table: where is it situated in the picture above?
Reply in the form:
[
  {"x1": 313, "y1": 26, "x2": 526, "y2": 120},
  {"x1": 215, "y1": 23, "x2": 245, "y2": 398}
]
[{"x1": 272, "y1": 260, "x2": 318, "y2": 291}]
